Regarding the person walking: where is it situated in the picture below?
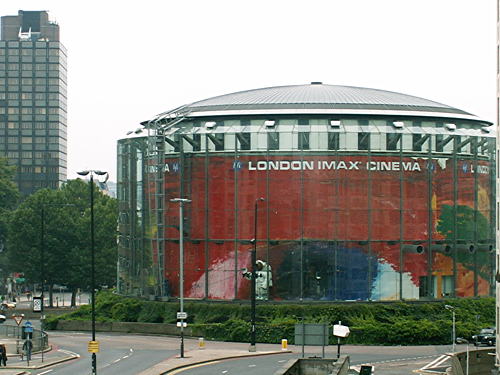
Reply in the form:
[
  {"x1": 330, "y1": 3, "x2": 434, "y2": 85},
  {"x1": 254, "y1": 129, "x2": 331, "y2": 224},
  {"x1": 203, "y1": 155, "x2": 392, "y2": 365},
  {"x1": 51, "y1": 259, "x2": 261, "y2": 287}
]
[
  {"x1": 1, "y1": 344, "x2": 7, "y2": 366},
  {"x1": 22, "y1": 340, "x2": 32, "y2": 361},
  {"x1": 0, "y1": 344, "x2": 4, "y2": 366}
]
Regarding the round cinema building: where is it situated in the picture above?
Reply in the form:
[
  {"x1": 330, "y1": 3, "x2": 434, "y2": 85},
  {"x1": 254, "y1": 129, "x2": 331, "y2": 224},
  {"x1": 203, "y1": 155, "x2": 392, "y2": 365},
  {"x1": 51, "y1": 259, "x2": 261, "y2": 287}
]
[{"x1": 117, "y1": 83, "x2": 495, "y2": 302}]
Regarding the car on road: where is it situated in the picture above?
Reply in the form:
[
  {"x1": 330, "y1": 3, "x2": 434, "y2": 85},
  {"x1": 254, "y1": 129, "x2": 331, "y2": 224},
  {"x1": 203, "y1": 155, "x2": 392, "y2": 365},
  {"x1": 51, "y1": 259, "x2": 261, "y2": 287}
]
[
  {"x1": 1, "y1": 301, "x2": 16, "y2": 309},
  {"x1": 472, "y1": 328, "x2": 496, "y2": 346}
]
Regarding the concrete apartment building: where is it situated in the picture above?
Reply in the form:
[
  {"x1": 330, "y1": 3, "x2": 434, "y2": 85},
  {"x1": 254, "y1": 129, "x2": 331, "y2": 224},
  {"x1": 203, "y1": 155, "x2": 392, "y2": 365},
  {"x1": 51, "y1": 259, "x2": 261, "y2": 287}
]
[{"x1": 0, "y1": 10, "x2": 67, "y2": 196}]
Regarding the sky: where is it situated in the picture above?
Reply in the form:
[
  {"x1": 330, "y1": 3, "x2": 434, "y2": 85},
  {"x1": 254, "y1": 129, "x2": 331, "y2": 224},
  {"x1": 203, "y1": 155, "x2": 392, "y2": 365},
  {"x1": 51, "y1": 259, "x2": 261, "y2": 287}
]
[{"x1": 1, "y1": 0, "x2": 497, "y2": 182}]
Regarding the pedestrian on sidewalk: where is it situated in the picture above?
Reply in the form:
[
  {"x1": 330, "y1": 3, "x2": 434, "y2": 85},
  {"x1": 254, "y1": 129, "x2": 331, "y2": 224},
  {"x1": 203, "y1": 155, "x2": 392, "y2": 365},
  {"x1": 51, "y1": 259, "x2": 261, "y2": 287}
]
[
  {"x1": 22, "y1": 339, "x2": 32, "y2": 361},
  {"x1": 0, "y1": 343, "x2": 6, "y2": 366},
  {"x1": 0, "y1": 344, "x2": 7, "y2": 366}
]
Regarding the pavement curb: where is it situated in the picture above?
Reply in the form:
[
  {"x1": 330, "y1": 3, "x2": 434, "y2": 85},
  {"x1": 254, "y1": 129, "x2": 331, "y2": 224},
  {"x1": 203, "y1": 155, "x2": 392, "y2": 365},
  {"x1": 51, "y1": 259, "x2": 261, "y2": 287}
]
[
  {"x1": 4, "y1": 354, "x2": 79, "y2": 370},
  {"x1": 161, "y1": 350, "x2": 292, "y2": 374}
]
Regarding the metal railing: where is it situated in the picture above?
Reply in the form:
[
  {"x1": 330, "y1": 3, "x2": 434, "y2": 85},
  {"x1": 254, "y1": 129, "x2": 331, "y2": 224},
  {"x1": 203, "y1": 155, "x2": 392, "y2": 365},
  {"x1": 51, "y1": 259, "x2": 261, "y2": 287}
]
[{"x1": 0, "y1": 324, "x2": 49, "y2": 353}]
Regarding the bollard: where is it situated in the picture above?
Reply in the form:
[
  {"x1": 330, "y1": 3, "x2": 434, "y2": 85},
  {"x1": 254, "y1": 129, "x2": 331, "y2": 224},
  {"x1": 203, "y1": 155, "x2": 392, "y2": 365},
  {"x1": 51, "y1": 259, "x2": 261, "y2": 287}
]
[
  {"x1": 198, "y1": 337, "x2": 205, "y2": 350},
  {"x1": 281, "y1": 339, "x2": 288, "y2": 351}
]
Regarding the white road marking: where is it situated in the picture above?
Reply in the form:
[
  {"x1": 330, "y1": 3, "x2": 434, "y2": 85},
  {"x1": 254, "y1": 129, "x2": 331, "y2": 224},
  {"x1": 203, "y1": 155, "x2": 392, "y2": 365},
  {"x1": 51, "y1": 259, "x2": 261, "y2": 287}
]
[
  {"x1": 420, "y1": 354, "x2": 450, "y2": 370},
  {"x1": 39, "y1": 370, "x2": 53, "y2": 375},
  {"x1": 113, "y1": 358, "x2": 121, "y2": 363},
  {"x1": 248, "y1": 364, "x2": 256, "y2": 367},
  {"x1": 122, "y1": 355, "x2": 129, "y2": 359},
  {"x1": 356, "y1": 354, "x2": 441, "y2": 366},
  {"x1": 222, "y1": 371, "x2": 228, "y2": 374},
  {"x1": 58, "y1": 349, "x2": 80, "y2": 357}
]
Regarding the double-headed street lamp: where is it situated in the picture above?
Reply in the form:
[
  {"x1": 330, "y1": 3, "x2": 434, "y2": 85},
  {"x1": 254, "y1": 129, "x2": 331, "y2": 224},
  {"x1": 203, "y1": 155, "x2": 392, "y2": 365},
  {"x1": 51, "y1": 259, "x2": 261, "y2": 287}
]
[
  {"x1": 77, "y1": 169, "x2": 108, "y2": 375},
  {"x1": 170, "y1": 198, "x2": 191, "y2": 359},
  {"x1": 250, "y1": 197, "x2": 265, "y2": 353},
  {"x1": 445, "y1": 304, "x2": 456, "y2": 352}
]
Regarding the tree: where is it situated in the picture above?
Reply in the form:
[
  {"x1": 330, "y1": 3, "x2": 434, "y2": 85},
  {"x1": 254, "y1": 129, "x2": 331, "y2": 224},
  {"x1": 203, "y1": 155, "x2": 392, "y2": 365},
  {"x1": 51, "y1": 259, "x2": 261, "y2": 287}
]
[
  {"x1": 0, "y1": 157, "x2": 19, "y2": 289},
  {"x1": 6, "y1": 179, "x2": 117, "y2": 306}
]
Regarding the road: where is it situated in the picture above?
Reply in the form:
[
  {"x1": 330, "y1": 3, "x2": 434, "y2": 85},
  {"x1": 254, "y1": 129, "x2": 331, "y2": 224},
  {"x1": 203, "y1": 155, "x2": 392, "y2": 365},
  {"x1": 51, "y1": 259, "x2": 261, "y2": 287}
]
[
  {"x1": 31, "y1": 331, "x2": 457, "y2": 375},
  {"x1": 30, "y1": 331, "x2": 178, "y2": 375},
  {"x1": 174, "y1": 344, "x2": 455, "y2": 375}
]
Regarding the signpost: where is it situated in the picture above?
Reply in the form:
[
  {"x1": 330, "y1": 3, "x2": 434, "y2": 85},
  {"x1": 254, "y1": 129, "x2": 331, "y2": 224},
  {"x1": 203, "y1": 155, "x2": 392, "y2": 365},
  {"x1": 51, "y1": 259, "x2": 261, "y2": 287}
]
[
  {"x1": 176, "y1": 312, "x2": 187, "y2": 320},
  {"x1": 32, "y1": 297, "x2": 42, "y2": 313},
  {"x1": 294, "y1": 323, "x2": 329, "y2": 358},
  {"x1": 88, "y1": 341, "x2": 100, "y2": 353},
  {"x1": 333, "y1": 322, "x2": 350, "y2": 358},
  {"x1": 12, "y1": 314, "x2": 23, "y2": 326}
]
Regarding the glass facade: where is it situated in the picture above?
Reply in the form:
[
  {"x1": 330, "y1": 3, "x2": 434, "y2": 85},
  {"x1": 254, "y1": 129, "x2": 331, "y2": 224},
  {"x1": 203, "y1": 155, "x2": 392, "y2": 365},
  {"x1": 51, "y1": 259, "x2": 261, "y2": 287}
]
[
  {"x1": 118, "y1": 116, "x2": 495, "y2": 302},
  {"x1": 0, "y1": 12, "x2": 67, "y2": 196}
]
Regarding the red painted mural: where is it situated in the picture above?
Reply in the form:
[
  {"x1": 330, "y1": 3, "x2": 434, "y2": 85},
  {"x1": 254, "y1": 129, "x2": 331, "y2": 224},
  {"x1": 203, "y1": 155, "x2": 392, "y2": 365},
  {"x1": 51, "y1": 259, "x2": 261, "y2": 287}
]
[{"x1": 150, "y1": 154, "x2": 493, "y2": 301}]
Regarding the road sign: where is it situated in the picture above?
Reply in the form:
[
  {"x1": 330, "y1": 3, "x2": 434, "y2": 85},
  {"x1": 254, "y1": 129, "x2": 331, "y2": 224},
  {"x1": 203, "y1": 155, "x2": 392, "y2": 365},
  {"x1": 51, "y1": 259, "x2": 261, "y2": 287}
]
[
  {"x1": 177, "y1": 312, "x2": 187, "y2": 320},
  {"x1": 12, "y1": 314, "x2": 23, "y2": 326},
  {"x1": 333, "y1": 324, "x2": 350, "y2": 338},
  {"x1": 88, "y1": 340, "x2": 99, "y2": 353},
  {"x1": 32, "y1": 297, "x2": 42, "y2": 313},
  {"x1": 176, "y1": 322, "x2": 187, "y2": 328},
  {"x1": 24, "y1": 321, "x2": 32, "y2": 327}
]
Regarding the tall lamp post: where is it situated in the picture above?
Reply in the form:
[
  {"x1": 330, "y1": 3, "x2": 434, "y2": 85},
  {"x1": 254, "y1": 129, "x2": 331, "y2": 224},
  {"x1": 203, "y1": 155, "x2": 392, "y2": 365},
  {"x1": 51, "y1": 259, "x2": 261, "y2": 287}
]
[
  {"x1": 170, "y1": 198, "x2": 191, "y2": 358},
  {"x1": 77, "y1": 169, "x2": 108, "y2": 375},
  {"x1": 445, "y1": 305, "x2": 456, "y2": 352},
  {"x1": 249, "y1": 197, "x2": 265, "y2": 353}
]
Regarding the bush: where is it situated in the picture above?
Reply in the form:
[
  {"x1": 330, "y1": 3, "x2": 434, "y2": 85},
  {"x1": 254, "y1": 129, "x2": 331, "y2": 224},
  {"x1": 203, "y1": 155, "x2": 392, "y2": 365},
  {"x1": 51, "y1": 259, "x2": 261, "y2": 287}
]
[{"x1": 46, "y1": 293, "x2": 495, "y2": 346}]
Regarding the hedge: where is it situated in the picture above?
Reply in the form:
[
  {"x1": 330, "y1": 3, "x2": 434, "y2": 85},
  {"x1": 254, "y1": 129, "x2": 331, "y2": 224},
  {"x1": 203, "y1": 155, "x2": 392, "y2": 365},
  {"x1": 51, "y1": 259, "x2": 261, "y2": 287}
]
[{"x1": 43, "y1": 291, "x2": 494, "y2": 346}]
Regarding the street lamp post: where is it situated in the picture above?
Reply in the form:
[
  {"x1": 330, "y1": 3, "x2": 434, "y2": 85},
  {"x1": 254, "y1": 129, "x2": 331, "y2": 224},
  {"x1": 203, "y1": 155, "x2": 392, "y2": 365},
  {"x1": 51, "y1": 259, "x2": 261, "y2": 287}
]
[
  {"x1": 77, "y1": 170, "x2": 108, "y2": 375},
  {"x1": 170, "y1": 198, "x2": 191, "y2": 359},
  {"x1": 250, "y1": 197, "x2": 265, "y2": 353},
  {"x1": 445, "y1": 305, "x2": 456, "y2": 352}
]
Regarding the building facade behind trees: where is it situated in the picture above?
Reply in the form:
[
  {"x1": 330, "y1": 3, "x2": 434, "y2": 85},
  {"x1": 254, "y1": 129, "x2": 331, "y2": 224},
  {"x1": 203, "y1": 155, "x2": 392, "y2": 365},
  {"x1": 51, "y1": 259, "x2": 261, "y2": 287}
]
[
  {"x1": 117, "y1": 83, "x2": 495, "y2": 302},
  {"x1": 0, "y1": 10, "x2": 67, "y2": 196}
]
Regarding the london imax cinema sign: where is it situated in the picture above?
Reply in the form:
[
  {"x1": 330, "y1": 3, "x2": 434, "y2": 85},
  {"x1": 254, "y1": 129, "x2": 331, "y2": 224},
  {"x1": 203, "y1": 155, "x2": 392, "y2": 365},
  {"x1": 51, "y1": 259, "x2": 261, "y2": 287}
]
[
  {"x1": 158, "y1": 159, "x2": 489, "y2": 174},
  {"x1": 246, "y1": 160, "x2": 421, "y2": 172}
]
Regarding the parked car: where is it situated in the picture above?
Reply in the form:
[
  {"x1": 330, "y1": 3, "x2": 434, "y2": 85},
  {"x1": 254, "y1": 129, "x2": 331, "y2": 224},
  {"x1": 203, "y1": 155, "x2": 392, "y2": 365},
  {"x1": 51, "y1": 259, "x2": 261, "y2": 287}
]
[
  {"x1": 1, "y1": 301, "x2": 16, "y2": 309},
  {"x1": 472, "y1": 328, "x2": 496, "y2": 346},
  {"x1": 0, "y1": 314, "x2": 5, "y2": 323}
]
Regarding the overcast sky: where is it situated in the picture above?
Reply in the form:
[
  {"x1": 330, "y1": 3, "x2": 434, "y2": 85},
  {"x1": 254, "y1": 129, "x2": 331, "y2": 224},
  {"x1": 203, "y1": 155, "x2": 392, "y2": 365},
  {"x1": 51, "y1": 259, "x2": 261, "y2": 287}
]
[{"x1": 1, "y1": 0, "x2": 496, "y2": 182}]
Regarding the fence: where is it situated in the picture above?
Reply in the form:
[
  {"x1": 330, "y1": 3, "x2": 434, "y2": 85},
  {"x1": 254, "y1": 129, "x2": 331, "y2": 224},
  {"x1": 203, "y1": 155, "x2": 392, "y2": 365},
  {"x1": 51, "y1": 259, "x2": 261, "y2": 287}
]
[{"x1": 0, "y1": 324, "x2": 49, "y2": 353}]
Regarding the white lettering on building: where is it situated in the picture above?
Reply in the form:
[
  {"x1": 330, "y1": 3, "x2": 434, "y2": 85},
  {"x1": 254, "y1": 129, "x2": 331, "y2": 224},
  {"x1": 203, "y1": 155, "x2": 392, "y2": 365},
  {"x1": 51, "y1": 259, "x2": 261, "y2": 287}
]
[{"x1": 247, "y1": 160, "x2": 422, "y2": 172}]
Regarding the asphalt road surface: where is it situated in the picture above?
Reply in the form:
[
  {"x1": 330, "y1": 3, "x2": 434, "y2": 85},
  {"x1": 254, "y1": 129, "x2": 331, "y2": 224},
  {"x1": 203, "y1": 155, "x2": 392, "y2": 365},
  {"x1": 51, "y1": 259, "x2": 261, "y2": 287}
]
[
  {"x1": 30, "y1": 331, "x2": 178, "y2": 375},
  {"x1": 28, "y1": 331, "x2": 458, "y2": 375},
  {"x1": 174, "y1": 344, "x2": 456, "y2": 375}
]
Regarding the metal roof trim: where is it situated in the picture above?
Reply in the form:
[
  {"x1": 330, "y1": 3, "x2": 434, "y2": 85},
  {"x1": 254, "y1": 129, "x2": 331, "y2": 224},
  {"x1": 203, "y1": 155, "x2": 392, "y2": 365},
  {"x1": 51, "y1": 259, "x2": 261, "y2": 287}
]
[{"x1": 181, "y1": 108, "x2": 489, "y2": 123}]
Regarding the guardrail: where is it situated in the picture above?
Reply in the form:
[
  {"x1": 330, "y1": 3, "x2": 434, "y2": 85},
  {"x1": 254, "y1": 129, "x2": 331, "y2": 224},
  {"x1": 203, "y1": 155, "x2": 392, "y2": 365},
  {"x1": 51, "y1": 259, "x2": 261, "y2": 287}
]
[{"x1": 0, "y1": 324, "x2": 49, "y2": 353}]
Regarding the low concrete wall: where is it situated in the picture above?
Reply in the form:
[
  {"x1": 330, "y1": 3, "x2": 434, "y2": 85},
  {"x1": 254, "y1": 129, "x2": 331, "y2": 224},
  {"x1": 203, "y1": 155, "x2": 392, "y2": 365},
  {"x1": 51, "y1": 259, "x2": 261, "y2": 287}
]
[
  {"x1": 55, "y1": 320, "x2": 197, "y2": 337},
  {"x1": 274, "y1": 356, "x2": 350, "y2": 375},
  {"x1": 449, "y1": 348, "x2": 495, "y2": 375}
]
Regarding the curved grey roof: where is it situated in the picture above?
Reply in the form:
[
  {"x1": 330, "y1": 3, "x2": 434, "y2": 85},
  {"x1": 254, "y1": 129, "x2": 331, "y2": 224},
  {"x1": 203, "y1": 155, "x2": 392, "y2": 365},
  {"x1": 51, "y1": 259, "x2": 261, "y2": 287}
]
[{"x1": 149, "y1": 83, "x2": 488, "y2": 123}]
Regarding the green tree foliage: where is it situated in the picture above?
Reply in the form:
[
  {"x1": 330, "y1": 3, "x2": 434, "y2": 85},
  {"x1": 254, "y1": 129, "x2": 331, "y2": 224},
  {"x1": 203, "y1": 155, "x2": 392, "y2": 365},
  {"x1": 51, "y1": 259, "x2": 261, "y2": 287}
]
[
  {"x1": 437, "y1": 204, "x2": 492, "y2": 279},
  {"x1": 0, "y1": 157, "x2": 19, "y2": 211},
  {"x1": 46, "y1": 291, "x2": 494, "y2": 346},
  {"x1": 6, "y1": 179, "x2": 117, "y2": 305},
  {"x1": 0, "y1": 157, "x2": 19, "y2": 281}
]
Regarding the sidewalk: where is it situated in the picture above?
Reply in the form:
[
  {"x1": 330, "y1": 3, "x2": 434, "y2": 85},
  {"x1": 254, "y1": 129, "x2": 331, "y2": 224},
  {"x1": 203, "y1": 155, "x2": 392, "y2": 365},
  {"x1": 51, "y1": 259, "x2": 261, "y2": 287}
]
[
  {"x1": 138, "y1": 341, "x2": 291, "y2": 375},
  {"x1": 0, "y1": 346, "x2": 79, "y2": 374}
]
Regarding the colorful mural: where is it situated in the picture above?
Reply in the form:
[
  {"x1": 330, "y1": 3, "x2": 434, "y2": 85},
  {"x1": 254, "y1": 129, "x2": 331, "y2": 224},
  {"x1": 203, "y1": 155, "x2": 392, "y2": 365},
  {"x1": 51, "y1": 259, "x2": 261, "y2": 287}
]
[{"x1": 154, "y1": 154, "x2": 494, "y2": 301}]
